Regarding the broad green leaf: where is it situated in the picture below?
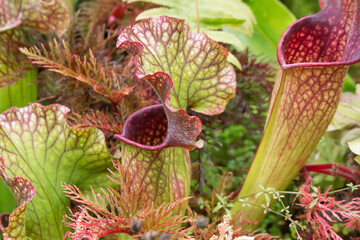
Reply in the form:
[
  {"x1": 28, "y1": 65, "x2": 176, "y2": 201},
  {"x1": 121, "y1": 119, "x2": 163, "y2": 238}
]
[
  {"x1": 343, "y1": 74, "x2": 356, "y2": 92},
  {"x1": 0, "y1": 104, "x2": 115, "y2": 239},
  {"x1": 0, "y1": 181, "x2": 16, "y2": 214},
  {"x1": 234, "y1": 0, "x2": 360, "y2": 226},
  {"x1": 336, "y1": 103, "x2": 360, "y2": 122},
  {"x1": 0, "y1": 69, "x2": 37, "y2": 113},
  {"x1": 205, "y1": 30, "x2": 244, "y2": 50},
  {"x1": 117, "y1": 16, "x2": 236, "y2": 116},
  {"x1": 127, "y1": 0, "x2": 255, "y2": 50},
  {"x1": 341, "y1": 128, "x2": 360, "y2": 145},
  {"x1": 328, "y1": 87, "x2": 360, "y2": 131},
  {"x1": 131, "y1": 0, "x2": 254, "y2": 33},
  {"x1": 225, "y1": 0, "x2": 296, "y2": 62}
]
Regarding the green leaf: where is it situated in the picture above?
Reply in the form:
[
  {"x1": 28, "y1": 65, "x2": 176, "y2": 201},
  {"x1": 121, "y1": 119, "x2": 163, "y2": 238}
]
[
  {"x1": 355, "y1": 155, "x2": 360, "y2": 165},
  {"x1": 343, "y1": 74, "x2": 356, "y2": 93},
  {"x1": 205, "y1": 30, "x2": 244, "y2": 50},
  {"x1": 135, "y1": 7, "x2": 180, "y2": 20},
  {"x1": 117, "y1": 16, "x2": 236, "y2": 115},
  {"x1": 212, "y1": 203, "x2": 223, "y2": 213},
  {"x1": 225, "y1": 0, "x2": 296, "y2": 62},
  {"x1": 226, "y1": 52, "x2": 242, "y2": 70},
  {"x1": 254, "y1": 192, "x2": 262, "y2": 199},
  {"x1": 128, "y1": 0, "x2": 255, "y2": 50},
  {"x1": 0, "y1": 181, "x2": 16, "y2": 214},
  {"x1": 131, "y1": 0, "x2": 255, "y2": 35},
  {"x1": 309, "y1": 198, "x2": 319, "y2": 209},
  {"x1": 216, "y1": 193, "x2": 226, "y2": 205},
  {"x1": 0, "y1": 69, "x2": 37, "y2": 113},
  {"x1": 264, "y1": 194, "x2": 270, "y2": 206},
  {"x1": 0, "y1": 104, "x2": 115, "y2": 239},
  {"x1": 201, "y1": 18, "x2": 245, "y2": 29},
  {"x1": 348, "y1": 138, "x2": 360, "y2": 155}
]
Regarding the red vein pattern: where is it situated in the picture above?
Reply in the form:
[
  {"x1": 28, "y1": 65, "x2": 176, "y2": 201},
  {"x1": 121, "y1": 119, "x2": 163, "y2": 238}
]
[
  {"x1": 117, "y1": 16, "x2": 236, "y2": 116},
  {"x1": 0, "y1": 158, "x2": 35, "y2": 240},
  {"x1": 114, "y1": 16, "x2": 236, "y2": 210},
  {"x1": 115, "y1": 104, "x2": 192, "y2": 211},
  {"x1": 121, "y1": 144, "x2": 191, "y2": 213},
  {"x1": 0, "y1": 104, "x2": 114, "y2": 239},
  {"x1": 235, "y1": 0, "x2": 360, "y2": 224},
  {"x1": 0, "y1": 0, "x2": 70, "y2": 35}
]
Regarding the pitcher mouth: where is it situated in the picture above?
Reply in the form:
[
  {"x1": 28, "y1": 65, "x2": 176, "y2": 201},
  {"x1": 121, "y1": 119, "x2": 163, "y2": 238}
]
[
  {"x1": 114, "y1": 104, "x2": 171, "y2": 150},
  {"x1": 277, "y1": 0, "x2": 360, "y2": 70}
]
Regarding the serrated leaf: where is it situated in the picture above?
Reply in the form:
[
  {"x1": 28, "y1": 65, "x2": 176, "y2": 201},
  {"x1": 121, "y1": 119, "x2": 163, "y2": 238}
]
[
  {"x1": 117, "y1": 16, "x2": 236, "y2": 116},
  {"x1": 0, "y1": 104, "x2": 115, "y2": 239}
]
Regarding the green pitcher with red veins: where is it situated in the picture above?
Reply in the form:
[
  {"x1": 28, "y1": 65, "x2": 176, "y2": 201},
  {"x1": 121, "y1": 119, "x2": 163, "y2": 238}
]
[
  {"x1": 115, "y1": 16, "x2": 236, "y2": 212},
  {"x1": 233, "y1": 0, "x2": 360, "y2": 226}
]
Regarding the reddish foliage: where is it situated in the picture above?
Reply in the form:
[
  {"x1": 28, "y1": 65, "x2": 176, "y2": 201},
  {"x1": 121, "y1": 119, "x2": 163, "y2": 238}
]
[
  {"x1": 297, "y1": 185, "x2": 360, "y2": 239},
  {"x1": 64, "y1": 211, "x2": 132, "y2": 240}
]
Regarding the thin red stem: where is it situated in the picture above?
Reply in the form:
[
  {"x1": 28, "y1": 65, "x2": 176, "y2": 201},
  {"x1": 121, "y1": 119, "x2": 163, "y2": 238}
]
[
  {"x1": 304, "y1": 163, "x2": 360, "y2": 183},
  {"x1": 312, "y1": 169, "x2": 357, "y2": 183}
]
